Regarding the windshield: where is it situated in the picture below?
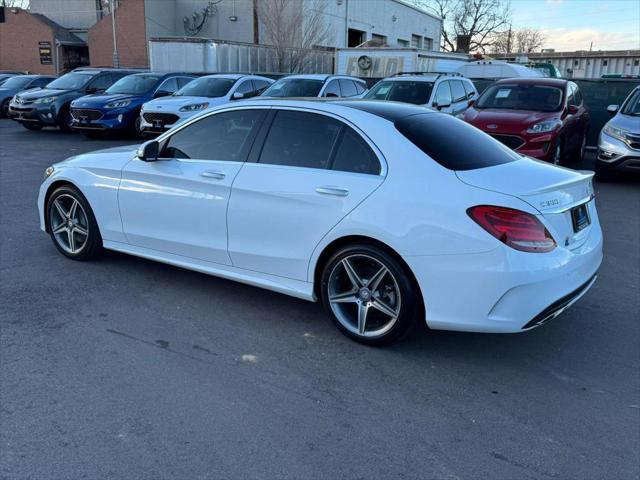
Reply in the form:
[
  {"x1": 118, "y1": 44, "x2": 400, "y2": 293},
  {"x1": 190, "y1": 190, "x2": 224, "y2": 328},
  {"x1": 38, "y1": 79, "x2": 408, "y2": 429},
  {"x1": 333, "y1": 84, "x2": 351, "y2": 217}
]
[
  {"x1": 477, "y1": 84, "x2": 564, "y2": 112},
  {"x1": 262, "y1": 78, "x2": 324, "y2": 97},
  {"x1": 46, "y1": 72, "x2": 94, "y2": 90},
  {"x1": 173, "y1": 77, "x2": 234, "y2": 97},
  {"x1": 0, "y1": 76, "x2": 33, "y2": 89},
  {"x1": 106, "y1": 74, "x2": 161, "y2": 95},
  {"x1": 621, "y1": 88, "x2": 640, "y2": 116},
  {"x1": 364, "y1": 81, "x2": 434, "y2": 105}
]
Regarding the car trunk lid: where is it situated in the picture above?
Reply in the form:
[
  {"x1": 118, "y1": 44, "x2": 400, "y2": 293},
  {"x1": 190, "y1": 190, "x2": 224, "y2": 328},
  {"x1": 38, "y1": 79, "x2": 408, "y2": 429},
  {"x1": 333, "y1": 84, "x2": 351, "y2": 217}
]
[{"x1": 456, "y1": 158, "x2": 595, "y2": 250}]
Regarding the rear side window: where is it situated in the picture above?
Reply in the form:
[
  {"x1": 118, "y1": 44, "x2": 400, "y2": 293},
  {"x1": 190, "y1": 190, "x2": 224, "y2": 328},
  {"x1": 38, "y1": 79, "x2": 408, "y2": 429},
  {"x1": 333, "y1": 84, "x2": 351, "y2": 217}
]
[
  {"x1": 395, "y1": 114, "x2": 520, "y2": 171},
  {"x1": 339, "y1": 79, "x2": 358, "y2": 97},
  {"x1": 332, "y1": 128, "x2": 380, "y2": 175},
  {"x1": 450, "y1": 80, "x2": 467, "y2": 102},
  {"x1": 259, "y1": 111, "x2": 342, "y2": 169}
]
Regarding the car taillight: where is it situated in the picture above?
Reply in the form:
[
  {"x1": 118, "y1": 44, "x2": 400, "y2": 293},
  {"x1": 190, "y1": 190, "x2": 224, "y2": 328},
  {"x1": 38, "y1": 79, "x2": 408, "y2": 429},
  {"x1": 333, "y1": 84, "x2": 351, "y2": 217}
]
[{"x1": 467, "y1": 205, "x2": 556, "y2": 253}]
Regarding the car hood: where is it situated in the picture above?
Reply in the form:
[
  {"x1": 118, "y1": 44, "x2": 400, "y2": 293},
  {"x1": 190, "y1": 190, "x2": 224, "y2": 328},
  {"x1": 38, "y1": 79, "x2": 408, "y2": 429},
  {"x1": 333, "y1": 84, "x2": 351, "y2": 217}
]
[
  {"x1": 465, "y1": 108, "x2": 558, "y2": 130},
  {"x1": 607, "y1": 113, "x2": 640, "y2": 133},
  {"x1": 143, "y1": 96, "x2": 224, "y2": 111},
  {"x1": 57, "y1": 145, "x2": 140, "y2": 171},
  {"x1": 72, "y1": 93, "x2": 143, "y2": 108},
  {"x1": 17, "y1": 88, "x2": 72, "y2": 100}
]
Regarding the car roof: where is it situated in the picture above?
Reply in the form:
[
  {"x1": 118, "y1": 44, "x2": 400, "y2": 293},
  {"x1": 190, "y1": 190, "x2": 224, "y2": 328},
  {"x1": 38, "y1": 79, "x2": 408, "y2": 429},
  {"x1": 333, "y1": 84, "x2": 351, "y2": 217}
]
[
  {"x1": 493, "y1": 77, "x2": 569, "y2": 87},
  {"x1": 233, "y1": 98, "x2": 433, "y2": 122}
]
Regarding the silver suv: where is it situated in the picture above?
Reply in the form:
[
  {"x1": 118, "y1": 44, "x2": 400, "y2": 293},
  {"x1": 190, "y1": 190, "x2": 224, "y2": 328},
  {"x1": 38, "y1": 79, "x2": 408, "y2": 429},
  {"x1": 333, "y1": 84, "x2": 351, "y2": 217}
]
[
  {"x1": 364, "y1": 72, "x2": 478, "y2": 116},
  {"x1": 597, "y1": 86, "x2": 640, "y2": 179}
]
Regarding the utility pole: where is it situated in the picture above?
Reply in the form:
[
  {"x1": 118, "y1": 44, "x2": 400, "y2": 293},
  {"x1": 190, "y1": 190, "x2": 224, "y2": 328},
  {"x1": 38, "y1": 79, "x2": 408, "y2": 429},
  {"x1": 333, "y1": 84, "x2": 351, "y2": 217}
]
[
  {"x1": 111, "y1": 0, "x2": 119, "y2": 68},
  {"x1": 506, "y1": 24, "x2": 512, "y2": 53},
  {"x1": 344, "y1": 0, "x2": 349, "y2": 47}
]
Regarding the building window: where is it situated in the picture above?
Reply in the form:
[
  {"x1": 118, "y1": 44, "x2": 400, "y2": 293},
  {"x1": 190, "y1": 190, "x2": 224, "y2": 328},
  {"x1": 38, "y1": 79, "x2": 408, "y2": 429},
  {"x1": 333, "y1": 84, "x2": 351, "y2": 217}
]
[
  {"x1": 397, "y1": 39, "x2": 410, "y2": 47},
  {"x1": 347, "y1": 28, "x2": 366, "y2": 47},
  {"x1": 574, "y1": 60, "x2": 579, "y2": 66},
  {"x1": 424, "y1": 37, "x2": 434, "y2": 50},
  {"x1": 411, "y1": 34, "x2": 422, "y2": 48},
  {"x1": 634, "y1": 59, "x2": 639, "y2": 66},
  {"x1": 371, "y1": 33, "x2": 387, "y2": 45},
  {"x1": 603, "y1": 59, "x2": 608, "y2": 66}
]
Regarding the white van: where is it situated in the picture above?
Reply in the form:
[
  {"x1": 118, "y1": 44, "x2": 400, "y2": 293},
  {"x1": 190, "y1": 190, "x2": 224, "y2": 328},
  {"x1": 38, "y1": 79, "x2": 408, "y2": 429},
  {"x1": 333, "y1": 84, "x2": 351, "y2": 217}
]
[{"x1": 456, "y1": 60, "x2": 544, "y2": 79}]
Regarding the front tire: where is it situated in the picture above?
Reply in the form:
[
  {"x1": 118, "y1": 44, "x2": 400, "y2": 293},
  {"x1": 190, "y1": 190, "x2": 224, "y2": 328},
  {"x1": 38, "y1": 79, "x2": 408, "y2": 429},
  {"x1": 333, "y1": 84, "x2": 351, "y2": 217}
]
[
  {"x1": 0, "y1": 99, "x2": 9, "y2": 118},
  {"x1": 552, "y1": 139, "x2": 564, "y2": 165},
  {"x1": 320, "y1": 244, "x2": 419, "y2": 346},
  {"x1": 46, "y1": 185, "x2": 102, "y2": 260},
  {"x1": 21, "y1": 122, "x2": 43, "y2": 131},
  {"x1": 57, "y1": 106, "x2": 74, "y2": 133}
]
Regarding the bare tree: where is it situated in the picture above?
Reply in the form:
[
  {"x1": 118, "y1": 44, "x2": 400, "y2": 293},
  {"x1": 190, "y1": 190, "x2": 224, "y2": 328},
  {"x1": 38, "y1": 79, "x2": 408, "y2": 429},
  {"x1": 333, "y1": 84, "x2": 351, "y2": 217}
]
[
  {"x1": 1, "y1": 0, "x2": 29, "y2": 7},
  {"x1": 258, "y1": 0, "x2": 332, "y2": 73},
  {"x1": 490, "y1": 27, "x2": 545, "y2": 54},
  {"x1": 515, "y1": 28, "x2": 545, "y2": 53},
  {"x1": 418, "y1": 0, "x2": 511, "y2": 53}
]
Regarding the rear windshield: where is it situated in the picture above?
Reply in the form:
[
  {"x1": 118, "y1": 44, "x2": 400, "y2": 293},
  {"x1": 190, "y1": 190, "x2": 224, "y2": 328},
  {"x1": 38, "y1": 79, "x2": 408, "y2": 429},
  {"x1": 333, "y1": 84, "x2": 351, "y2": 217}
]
[
  {"x1": 395, "y1": 113, "x2": 520, "y2": 171},
  {"x1": 262, "y1": 78, "x2": 324, "y2": 97},
  {"x1": 106, "y1": 74, "x2": 161, "y2": 95},
  {"x1": 476, "y1": 83, "x2": 564, "y2": 112},
  {"x1": 365, "y1": 81, "x2": 434, "y2": 105},
  {"x1": 173, "y1": 77, "x2": 235, "y2": 97}
]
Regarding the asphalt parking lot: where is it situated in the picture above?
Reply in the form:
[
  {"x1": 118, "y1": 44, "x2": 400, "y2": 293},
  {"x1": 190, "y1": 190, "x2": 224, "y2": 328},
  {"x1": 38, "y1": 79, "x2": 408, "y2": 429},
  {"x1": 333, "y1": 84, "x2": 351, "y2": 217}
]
[{"x1": 1, "y1": 119, "x2": 638, "y2": 480}]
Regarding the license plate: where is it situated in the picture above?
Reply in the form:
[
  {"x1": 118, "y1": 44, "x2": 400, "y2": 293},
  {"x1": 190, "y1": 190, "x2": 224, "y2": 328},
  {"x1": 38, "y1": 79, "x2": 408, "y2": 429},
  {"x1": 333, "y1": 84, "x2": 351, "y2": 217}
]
[{"x1": 571, "y1": 203, "x2": 590, "y2": 233}]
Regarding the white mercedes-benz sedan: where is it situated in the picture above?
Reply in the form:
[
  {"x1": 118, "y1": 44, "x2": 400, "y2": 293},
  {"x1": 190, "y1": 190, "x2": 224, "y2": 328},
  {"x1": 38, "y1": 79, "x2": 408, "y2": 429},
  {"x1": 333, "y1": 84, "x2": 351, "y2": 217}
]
[{"x1": 38, "y1": 99, "x2": 603, "y2": 345}]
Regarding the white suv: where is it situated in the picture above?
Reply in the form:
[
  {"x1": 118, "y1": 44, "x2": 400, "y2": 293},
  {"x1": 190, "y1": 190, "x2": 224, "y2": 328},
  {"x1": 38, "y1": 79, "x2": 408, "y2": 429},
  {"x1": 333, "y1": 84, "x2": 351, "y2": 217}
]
[
  {"x1": 364, "y1": 72, "x2": 478, "y2": 116},
  {"x1": 260, "y1": 74, "x2": 368, "y2": 99},
  {"x1": 140, "y1": 74, "x2": 274, "y2": 135}
]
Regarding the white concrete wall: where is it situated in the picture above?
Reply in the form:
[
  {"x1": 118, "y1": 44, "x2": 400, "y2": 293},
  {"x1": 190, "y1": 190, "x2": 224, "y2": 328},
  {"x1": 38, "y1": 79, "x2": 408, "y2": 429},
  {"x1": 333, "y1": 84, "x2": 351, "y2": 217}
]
[{"x1": 543, "y1": 55, "x2": 640, "y2": 79}]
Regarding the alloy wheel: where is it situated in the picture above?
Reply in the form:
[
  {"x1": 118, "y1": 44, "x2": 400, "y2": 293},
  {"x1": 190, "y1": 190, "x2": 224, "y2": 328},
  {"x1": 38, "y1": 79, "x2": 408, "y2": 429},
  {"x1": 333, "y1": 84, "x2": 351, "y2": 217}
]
[
  {"x1": 49, "y1": 194, "x2": 89, "y2": 254},
  {"x1": 327, "y1": 254, "x2": 401, "y2": 338}
]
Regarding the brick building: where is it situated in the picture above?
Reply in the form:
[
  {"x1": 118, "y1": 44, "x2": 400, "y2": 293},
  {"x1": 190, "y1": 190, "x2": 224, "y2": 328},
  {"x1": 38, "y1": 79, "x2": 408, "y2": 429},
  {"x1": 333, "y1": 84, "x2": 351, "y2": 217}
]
[
  {"x1": 88, "y1": 0, "x2": 148, "y2": 68},
  {"x1": 0, "y1": 7, "x2": 88, "y2": 74}
]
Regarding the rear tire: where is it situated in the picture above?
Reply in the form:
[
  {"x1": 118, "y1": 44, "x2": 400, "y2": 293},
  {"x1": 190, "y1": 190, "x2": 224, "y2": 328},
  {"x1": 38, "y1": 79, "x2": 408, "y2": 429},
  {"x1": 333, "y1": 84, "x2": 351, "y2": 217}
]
[
  {"x1": 572, "y1": 131, "x2": 588, "y2": 163},
  {"x1": 320, "y1": 244, "x2": 419, "y2": 346},
  {"x1": 46, "y1": 185, "x2": 103, "y2": 261},
  {"x1": 128, "y1": 112, "x2": 143, "y2": 139}
]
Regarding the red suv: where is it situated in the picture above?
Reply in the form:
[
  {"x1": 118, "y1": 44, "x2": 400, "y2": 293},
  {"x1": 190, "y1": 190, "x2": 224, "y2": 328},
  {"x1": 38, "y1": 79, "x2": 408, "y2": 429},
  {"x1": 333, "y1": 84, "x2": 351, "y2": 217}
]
[{"x1": 463, "y1": 78, "x2": 589, "y2": 164}]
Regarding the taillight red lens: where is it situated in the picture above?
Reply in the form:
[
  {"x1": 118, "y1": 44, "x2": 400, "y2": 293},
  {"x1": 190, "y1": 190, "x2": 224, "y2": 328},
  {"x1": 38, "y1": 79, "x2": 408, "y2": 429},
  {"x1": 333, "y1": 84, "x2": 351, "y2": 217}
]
[{"x1": 467, "y1": 205, "x2": 556, "y2": 253}]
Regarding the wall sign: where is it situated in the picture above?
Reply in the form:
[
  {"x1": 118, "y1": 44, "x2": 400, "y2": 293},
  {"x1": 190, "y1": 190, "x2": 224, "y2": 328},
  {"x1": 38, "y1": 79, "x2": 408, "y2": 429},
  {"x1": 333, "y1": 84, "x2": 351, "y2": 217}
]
[{"x1": 39, "y1": 41, "x2": 52, "y2": 65}]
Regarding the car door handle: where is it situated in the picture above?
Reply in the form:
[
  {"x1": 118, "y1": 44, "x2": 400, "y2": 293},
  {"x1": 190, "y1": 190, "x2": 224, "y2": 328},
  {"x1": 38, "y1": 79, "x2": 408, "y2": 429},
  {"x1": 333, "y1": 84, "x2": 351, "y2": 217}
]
[
  {"x1": 200, "y1": 170, "x2": 226, "y2": 180},
  {"x1": 315, "y1": 186, "x2": 349, "y2": 197}
]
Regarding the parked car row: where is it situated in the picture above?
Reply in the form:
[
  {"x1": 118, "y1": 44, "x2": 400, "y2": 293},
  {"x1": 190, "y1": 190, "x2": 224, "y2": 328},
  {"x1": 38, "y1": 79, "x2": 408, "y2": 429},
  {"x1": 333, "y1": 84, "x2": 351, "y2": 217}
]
[{"x1": 4, "y1": 68, "x2": 639, "y2": 178}]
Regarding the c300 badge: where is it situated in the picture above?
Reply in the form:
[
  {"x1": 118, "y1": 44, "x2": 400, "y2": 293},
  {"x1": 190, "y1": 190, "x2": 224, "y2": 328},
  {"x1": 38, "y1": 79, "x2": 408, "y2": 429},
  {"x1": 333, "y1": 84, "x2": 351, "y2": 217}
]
[{"x1": 540, "y1": 198, "x2": 561, "y2": 208}]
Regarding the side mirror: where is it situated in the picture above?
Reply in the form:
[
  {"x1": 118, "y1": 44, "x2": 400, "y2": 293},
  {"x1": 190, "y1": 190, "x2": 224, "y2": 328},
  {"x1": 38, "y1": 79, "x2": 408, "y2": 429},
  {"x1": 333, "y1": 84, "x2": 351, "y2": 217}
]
[
  {"x1": 606, "y1": 104, "x2": 619, "y2": 115},
  {"x1": 232, "y1": 91, "x2": 245, "y2": 100},
  {"x1": 136, "y1": 140, "x2": 159, "y2": 162},
  {"x1": 567, "y1": 104, "x2": 579, "y2": 114},
  {"x1": 154, "y1": 90, "x2": 171, "y2": 98}
]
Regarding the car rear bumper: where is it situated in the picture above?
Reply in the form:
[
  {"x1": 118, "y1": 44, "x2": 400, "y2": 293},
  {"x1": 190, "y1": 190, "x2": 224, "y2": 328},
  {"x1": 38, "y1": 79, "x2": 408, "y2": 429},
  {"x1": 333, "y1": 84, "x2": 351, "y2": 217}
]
[{"x1": 405, "y1": 218, "x2": 603, "y2": 333}]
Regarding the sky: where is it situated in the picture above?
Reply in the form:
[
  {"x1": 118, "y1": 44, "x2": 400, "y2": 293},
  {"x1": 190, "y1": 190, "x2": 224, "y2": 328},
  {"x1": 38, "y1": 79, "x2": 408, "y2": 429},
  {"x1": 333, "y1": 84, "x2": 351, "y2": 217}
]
[{"x1": 509, "y1": 0, "x2": 640, "y2": 51}]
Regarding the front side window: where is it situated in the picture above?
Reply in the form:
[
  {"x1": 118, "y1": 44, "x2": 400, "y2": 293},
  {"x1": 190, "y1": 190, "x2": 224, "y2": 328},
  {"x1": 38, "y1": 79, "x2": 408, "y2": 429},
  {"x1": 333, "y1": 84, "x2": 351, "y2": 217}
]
[
  {"x1": 253, "y1": 79, "x2": 271, "y2": 94},
  {"x1": 476, "y1": 83, "x2": 564, "y2": 112},
  {"x1": 323, "y1": 80, "x2": 341, "y2": 97},
  {"x1": 365, "y1": 81, "x2": 434, "y2": 105},
  {"x1": 259, "y1": 111, "x2": 342, "y2": 169},
  {"x1": 262, "y1": 78, "x2": 324, "y2": 97},
  {"x1": 434, "y1": 81, "x2": 452, "y2": 105},
  {"x1": 155, "y1": 77, "x2": 178, "y2": 94},
  {"x1": 355, "y1": 81, "x2": 366, "y2": 95},
  {"x1": 450, "y1": 80, "x2": 467, "y2": 102},
  {"x1": 46, "y1": 72, "x2": 94, "y2": 90},
  {"x1": 173, "y1": 77, "x2": 235, "y2": 98},
  {"x1": 177, "y1": 77, "x2": 195, "y2": 88},
  {"x1": 339, "y1": 79, "x2": 358, "y2": 97},
  {"x1": 234, "y1": 80, "x2": 254, "y2": 96},
  {"x1": 107, "y1": 74, "x2": 162, "y2": 95},
  {"x1": 87, "y1": 74, "x2": 113, "y2": 91},
  {"x1": 161, "y1": 109, "x2": 266, "y2": 161}
]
